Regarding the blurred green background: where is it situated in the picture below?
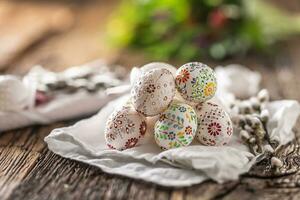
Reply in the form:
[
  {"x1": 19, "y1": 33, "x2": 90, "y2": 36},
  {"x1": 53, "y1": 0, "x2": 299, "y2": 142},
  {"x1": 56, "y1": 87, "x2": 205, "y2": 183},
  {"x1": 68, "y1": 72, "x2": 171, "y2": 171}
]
[
  {"x1": 107, "y1": 0, "x2": 300, "y2": 61},
  {"x1": 1, "y1": 0, "x2": 300, "y2": 73}
]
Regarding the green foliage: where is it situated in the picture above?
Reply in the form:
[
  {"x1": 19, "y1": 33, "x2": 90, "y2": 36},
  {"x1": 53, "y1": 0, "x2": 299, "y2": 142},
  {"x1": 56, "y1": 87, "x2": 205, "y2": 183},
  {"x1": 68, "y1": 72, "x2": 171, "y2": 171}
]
[{"x1": 107, "y1": 0, "x2": 300, "y2": 61}]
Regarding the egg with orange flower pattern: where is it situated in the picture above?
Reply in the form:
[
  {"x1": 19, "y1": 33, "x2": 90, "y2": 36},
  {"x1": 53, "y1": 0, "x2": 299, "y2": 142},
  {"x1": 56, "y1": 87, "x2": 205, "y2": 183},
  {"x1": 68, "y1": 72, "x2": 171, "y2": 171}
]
[
  {"x1": 105, "y1": 106, "x2": 147, "y2": 150},
  {"x1": 131, "y1": 68, "x2": 176, "y2": 116},
  {"x1": 175, "y1": 62, "x2": 217, "y2": 103},
  {"x1": 194, "y1": 101, "x2": 233, "y2": 146}
]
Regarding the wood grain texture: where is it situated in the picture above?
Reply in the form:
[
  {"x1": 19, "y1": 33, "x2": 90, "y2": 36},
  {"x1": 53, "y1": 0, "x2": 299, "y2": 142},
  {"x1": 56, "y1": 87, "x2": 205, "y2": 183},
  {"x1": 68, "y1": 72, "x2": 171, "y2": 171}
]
[
  {"x1": 5, "y1": 0, "x2": 119, "y2": 75},
  {"x1": 0, "y1": 124, "x2": 65, "y2": 199},
  {"x1": 3, "y1": 52, "x2": 299, "y2": 200},
  {"x1": 0, "y1": 0, "x2": 300, "y2": 200},
  {"x1": 0, "y1": 1, "x2": 74, "y2": 71}
]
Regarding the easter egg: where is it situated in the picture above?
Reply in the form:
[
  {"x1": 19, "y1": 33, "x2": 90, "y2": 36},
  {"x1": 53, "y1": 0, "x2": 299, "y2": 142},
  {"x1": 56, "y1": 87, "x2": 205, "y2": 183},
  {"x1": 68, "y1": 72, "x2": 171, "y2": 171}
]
[
  {"x1": 141, "y1": 62, "x2": 177, "y2": 76},
  {"x1": 131, "y1": 68, "x2": 176, "y2": 116},
  {"x1": 175, "y1": 62, "x2": 217, "y2": 103},
  {"x1": 194, "y1": 101, "x2": 233, "y2": 146},
  {"x1": 154, "y1": 102, "x2": 197, "y2": 150},
  {"x1": 105, "y1": 106, "x2": 147, "y2": 150},
  {"x1": 130, "y1": 62, "x2": 177, "y2": 92}
]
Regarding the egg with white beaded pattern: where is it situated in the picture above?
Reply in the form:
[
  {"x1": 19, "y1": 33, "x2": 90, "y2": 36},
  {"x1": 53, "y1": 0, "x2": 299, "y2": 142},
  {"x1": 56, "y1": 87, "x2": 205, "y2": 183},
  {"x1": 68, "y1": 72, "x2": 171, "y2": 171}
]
[
  {"x1": 105, "y1": 106, "x2": 147, "y2": 150},
  {"x1": 154, "y1": 102, "x2": 197, "y2": 150},
  {"x1": 175, "y1": 62, "x2": 217, "y2": 103},
  {"x1": 194, "y1": 101, "x2": 233, "y2": 146},
  {"x1": 140, "y1": 62, "x2": 177, "y2": 76},
  {"x1": 131, "y1": 68, "x2": 176, "y2": 116}
]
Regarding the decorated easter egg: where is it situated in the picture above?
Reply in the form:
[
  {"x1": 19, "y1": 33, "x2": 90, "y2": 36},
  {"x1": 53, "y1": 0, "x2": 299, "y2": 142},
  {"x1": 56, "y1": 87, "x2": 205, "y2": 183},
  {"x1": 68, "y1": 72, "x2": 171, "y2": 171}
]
[
  {"x1": 154, "y1": 102, "x2": 197, "y2": 150},
  {"x1": 175, "y1": 62, "x2": 217, "y2": 103},
  {"x1": 141, "y1": 62, "x2": 177, "y2": 76},
  {"x1": 105, "y1": 106, "x2": 147, "y2": 150},
  {"x1": 130, "y1": 62, "x2": 177, "y2": 91},
  {"x1": 131, "y1": 68, "x2": 176, "y2": 116},
  {"x1": 194, "y1": 101, "x2": 233, "y2": 146}
]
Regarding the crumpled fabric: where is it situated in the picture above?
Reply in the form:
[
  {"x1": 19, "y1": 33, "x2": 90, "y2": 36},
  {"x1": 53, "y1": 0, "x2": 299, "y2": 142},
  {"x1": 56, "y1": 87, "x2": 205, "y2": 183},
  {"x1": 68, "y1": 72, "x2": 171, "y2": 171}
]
[
  {"x1": 0, "y1": 61, "x2": 124, "y2": 132},
  {"x1": 45, "y1": 64, "x2": 300, "y2": 187}
]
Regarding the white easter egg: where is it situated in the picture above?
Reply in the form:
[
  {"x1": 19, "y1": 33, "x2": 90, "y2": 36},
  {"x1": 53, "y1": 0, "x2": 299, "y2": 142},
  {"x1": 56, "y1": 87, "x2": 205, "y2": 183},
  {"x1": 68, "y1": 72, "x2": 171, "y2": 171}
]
[
  {"x1": 105, "y1": 106, "x2": 147, "y2": 150},
  {"x1": 175, "y1": 62, "x2": 217, "y2": 103},
  {"x1": 154, "y1": 102, "x2": 197, "y2": 150},
  {"x1": 194, "y1": 101, "x2": 233, "y2": 146},
  {"x1": 131, "y1": 68, "x2": 176, "y2": 116},
  {"x1": 130, "y1": 62, "x2": 177, "y2": 89},
  {"x1": 141, "y1": 62, "x2": 177, "y2": 76}
]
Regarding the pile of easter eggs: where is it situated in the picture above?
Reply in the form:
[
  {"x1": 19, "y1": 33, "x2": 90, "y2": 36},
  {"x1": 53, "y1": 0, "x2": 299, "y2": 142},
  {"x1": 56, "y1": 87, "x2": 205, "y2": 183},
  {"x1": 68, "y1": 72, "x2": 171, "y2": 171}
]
[{"x1": 104, "y1": 62, "x2": 233, "y2": 150}]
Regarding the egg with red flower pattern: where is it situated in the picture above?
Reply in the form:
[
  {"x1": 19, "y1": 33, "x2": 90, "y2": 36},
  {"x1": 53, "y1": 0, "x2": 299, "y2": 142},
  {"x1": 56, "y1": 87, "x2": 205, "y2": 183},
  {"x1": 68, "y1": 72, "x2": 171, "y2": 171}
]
[
  {"x1": 194, "y1": 101, "x2": 232, "y2": 146},
  {"x1": 175, "y1": 62, "x2": 217, "y2": 103},
  {"x1": 131, "y1": 67, "x2": 176, "y2": 116},
  {"x1": 154, "y1": 102, "x2": 197, "y2": 150},
  {"x1": 105, "y1": 106, "x2": 147, "y2": 150}
]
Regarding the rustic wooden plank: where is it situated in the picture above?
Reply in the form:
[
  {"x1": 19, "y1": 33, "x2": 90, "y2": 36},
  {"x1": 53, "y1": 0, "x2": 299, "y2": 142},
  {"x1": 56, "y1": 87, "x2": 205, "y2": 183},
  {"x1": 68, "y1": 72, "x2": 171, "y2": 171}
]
[
  {"x1": 6, "y1": 147, "x2": 175, "y2": 200},
  {"x1": 220, "y1": 179, "x2": 300, "y2": 200},
  {"x1": 184, "y1": 181, "x2": 239, "y2": 200},
  {"x1": 127, "y1": 182, "x2": 156, "y2": 200},
  {"x1": 1, "y1": 56, "x2": 297, "y2": 200},
  {"x1": 215, "y1": 127, "x2": 300, "y2": 196},
  {"x1": 6, "y1": 149, "x2": 131, "y2": 200},
  {"x1": 277, "y1": 38, "x2": 300, "y2": 101},
  {"x1": 103, "y1": 177, "x2": 132, "y2": 200},
  {"x1": 127, "y1": 182, "x2": 172, "y2": 200},
  {"x1": 170, "y1": 189, "x2": 184, "y2": 200},
  {"x1": 1, "y1": 1, "x2": 300, "y2": 200},
  {"x1": 6, "y1": 0, "x2": 119, "y2": 75},
  {"x1": 4, "y1": 43, "x2": 300, "y2": 200},
  {"x1": 0, "y1": 124, "x2": 64, "y2": 199},
  {"x1": 0, "y1": 1, "x2": 73, "y2": 71}
]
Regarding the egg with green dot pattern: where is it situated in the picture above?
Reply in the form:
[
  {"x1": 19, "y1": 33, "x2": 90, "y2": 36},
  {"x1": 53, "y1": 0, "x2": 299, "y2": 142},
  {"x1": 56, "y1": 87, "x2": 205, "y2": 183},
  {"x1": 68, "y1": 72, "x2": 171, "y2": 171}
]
[
  {"x1": 154, "y1": 102, "x2": 197, "y2": 150},
  {"x1": 175, "y1": 62, "x2": 217, "y2": 103}
]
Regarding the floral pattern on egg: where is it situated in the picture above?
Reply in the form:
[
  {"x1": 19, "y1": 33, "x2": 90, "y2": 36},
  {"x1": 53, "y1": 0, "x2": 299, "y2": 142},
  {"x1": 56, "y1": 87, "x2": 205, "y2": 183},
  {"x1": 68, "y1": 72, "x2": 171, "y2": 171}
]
[
  {"x1": 154, "y1": 102, "x2": 197, "y2": 150},
  {"x1": 131, "y1": 68, "x2": 176, "y2": 116},
  {"x1": 175, "y1": 62, "x2": 217, "y2": 103},
  {"x1": 140, "y1": 62, "x2": 177, "y2": 76},
  {"x1": 194, "y1": 101, "x2": 233, "y2": 146},
  {"x1": 105, "y1": 106, "x2": 147, "y2": 150}
]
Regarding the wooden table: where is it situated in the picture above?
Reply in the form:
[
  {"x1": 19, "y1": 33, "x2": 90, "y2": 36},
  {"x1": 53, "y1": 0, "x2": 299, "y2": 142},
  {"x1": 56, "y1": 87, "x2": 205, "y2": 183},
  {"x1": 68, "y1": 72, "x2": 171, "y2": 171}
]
[{"x1": 1, "y1": 1, "x2": 300, "y2": 199}]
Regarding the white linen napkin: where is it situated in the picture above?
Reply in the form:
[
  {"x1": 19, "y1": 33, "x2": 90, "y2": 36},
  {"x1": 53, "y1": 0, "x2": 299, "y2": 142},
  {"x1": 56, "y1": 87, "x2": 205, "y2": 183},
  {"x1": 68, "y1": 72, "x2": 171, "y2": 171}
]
[
  {"x1": 45, "y1": 64, "x2": 300, "y2": 187},
  {"x1": 0, "y1": 61, "x2": 124, "y2": 132}
]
